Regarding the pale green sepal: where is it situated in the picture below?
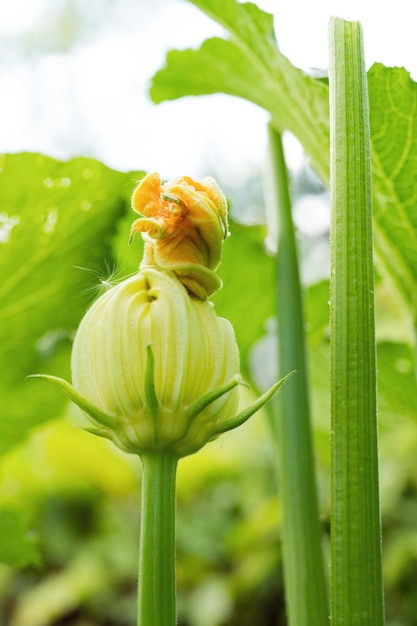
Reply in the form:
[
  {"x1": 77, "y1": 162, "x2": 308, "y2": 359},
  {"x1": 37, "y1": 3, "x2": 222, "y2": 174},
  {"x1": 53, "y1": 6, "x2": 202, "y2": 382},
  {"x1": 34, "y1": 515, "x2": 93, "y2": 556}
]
[
  {"x1": 168, "y1": 263, "x2": 222, "y2": 300},
  {"x1": 212, "y1": 372, "x2": 295, "y2": 436},
  {"x1": 27, "y1": 374, "x2": 118, "y2": 429},
  {"x1": 83, "y1": 427, "x2": 114, "y2": 441},
  {"x1": 144, "y1": 344, "x2": 160, "y2": 416},
  {"x1": 83, "y1": 426, "x2": 141, "y2": 455},
  {"x1": 183, "y1": 374, "x2": 245, "y2": 425}
]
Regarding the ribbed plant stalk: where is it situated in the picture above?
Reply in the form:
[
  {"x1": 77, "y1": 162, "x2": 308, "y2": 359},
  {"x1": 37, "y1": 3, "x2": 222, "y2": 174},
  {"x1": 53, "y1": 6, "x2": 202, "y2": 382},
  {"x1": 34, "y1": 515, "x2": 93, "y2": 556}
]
[
  {"x1": 329, "y1": 17, "x2": 385, "y2": 626},
  {"x1": 267, "y1": 124, "x2": 329, "y2": 626},
  {"x1": 138, "y1": 453, "x2": 178, "y2": 626}
]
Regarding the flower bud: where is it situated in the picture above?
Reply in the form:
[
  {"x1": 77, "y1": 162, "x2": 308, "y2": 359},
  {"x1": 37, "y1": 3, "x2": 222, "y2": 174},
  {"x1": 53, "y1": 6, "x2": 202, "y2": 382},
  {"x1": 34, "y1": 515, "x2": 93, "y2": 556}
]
[
  {"x1": 130, "y1": 172, "x2": 228, "y2": 299},
  {"x1": 30, "y1": 173, "x2": 290, "y2": 459},
  {"x1": 70, "y1": 268, "x2": 240, "y2": 457}
]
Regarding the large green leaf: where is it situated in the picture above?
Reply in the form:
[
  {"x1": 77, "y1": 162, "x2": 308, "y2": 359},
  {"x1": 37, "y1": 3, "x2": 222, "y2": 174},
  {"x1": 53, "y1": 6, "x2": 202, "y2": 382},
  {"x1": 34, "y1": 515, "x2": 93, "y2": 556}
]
[
  {"x1": 0, "y1": 153, "x2": 141, "y2": 455},
  {"x1": 377, "y1": 341, "x2": 417, "y2": 422},
  {"x1": 151, "y1": 1, "x2": 417, "y2": 328},
  {"x1": 150, "y1": 0, "x2": 329, "y2": 182},
  {"x1": 369, "y1": 64, "x2": 417, "y2": 315}
]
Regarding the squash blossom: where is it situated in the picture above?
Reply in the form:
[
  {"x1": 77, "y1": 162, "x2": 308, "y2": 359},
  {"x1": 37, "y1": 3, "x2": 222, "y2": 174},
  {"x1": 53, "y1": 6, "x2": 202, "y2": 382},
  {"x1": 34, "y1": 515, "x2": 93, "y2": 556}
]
[
  {"x1": 31, "y1": 173, "x2": 289, "y2": 458},
  {"x1": 130, "y1": 172, "x2": 228, "y2": 299}
]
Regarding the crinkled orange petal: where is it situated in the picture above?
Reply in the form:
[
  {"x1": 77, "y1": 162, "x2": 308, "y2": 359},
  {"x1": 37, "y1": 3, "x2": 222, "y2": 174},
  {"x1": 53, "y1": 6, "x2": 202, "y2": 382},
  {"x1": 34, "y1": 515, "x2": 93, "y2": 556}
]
[
  {"x1": 130, "y1": 172, "x2": 229, "y2": 298},
  {"x1": 130, "y1": 217, "x2": 167, "y2": 242},
  {"x1": 131, "y1": 172, "x2": 164, "y2": 217}
]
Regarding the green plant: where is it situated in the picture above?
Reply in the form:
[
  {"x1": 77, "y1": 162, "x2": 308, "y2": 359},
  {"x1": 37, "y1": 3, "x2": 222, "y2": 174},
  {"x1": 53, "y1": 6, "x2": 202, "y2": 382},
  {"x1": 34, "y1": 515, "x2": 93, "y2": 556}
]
[{"x1": 2, "y1": 1, "x2": 417, "y2": 625}]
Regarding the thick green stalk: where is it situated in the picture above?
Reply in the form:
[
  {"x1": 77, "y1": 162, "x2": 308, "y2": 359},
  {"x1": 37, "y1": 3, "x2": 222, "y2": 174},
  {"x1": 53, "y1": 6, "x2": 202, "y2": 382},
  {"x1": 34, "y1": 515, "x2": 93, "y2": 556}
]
[
  {"x1": 138, "y1": 453, "x2": 178, "y2": 626},
  {"x1": 267, "y1": 124, "x2": 329, "y2": 626},
  {"x1": 329, "y1": 17, "x2": 384, "y2": 626}
]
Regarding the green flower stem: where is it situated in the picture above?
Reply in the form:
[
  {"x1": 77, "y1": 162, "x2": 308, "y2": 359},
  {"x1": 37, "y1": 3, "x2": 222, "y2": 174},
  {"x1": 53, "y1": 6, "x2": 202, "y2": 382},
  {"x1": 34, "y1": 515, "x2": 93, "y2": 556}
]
[
  {"x1": 267, "y1": 124, "x2": 329, "y2": 626},
  {"x1": 329, "y1": 17, "x2": 384, "y2": 626},
  {"x1": 138, "y1": 453, "x2": 178, "y2": 626}
]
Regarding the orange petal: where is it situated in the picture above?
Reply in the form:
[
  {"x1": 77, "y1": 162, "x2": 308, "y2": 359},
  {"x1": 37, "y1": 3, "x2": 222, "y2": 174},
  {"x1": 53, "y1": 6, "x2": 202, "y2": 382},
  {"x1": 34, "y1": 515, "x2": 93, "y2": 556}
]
[{"x1": 131, "y1": 172, "x2": 164, "y2": 217}]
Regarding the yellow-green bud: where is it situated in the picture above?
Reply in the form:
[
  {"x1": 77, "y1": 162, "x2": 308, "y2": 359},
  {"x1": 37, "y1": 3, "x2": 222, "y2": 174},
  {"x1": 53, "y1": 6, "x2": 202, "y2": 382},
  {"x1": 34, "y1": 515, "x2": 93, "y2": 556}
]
[
  {"x1": 29, "y1": 172, "x2": 291, "y2": 459},
  {"x1": 70, "y1": 268, "x2": 240, "y2": 457}
]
